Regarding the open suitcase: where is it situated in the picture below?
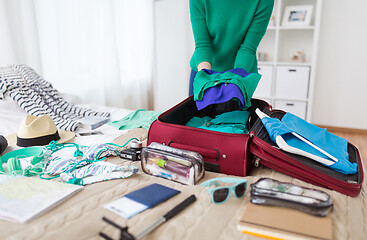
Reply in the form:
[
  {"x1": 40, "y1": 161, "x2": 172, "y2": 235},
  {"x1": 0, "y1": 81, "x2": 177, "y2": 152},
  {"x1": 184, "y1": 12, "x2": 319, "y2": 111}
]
[{"x1": 147, "y1": 96, "x2": 363, "y2": 197}]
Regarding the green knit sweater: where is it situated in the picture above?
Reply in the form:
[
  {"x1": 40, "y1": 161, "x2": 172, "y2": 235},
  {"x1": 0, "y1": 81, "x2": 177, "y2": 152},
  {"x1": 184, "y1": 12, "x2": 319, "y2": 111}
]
[{"x1": 189, "y1": 0, "x2": 274, "y2": 73}]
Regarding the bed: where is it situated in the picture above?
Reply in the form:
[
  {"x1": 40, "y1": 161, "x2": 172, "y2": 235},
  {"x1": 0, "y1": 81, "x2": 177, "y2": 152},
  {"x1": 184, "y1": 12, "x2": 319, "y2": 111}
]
[{"x1": 0, "y1": 92, "x2": 366, "y2": 240}]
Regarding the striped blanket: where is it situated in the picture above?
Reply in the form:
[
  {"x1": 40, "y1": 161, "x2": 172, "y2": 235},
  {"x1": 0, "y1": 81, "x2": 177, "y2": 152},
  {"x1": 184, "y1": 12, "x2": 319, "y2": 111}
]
[{"x1": 0, "y1": 65, "x2": 110, "y2": 131}]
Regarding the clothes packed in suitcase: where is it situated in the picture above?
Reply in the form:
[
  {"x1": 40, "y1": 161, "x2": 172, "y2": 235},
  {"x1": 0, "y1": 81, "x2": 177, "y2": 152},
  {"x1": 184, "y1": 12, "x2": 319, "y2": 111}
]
[{"x1": 147, "y1": 69, "x2": 363, "y2": 197}]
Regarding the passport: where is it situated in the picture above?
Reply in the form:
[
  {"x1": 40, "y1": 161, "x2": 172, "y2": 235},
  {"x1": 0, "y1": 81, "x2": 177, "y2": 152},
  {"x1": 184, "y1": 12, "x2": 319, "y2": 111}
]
[{"x1": 104, "y1": 183, "x2": 180, "y2": 218}]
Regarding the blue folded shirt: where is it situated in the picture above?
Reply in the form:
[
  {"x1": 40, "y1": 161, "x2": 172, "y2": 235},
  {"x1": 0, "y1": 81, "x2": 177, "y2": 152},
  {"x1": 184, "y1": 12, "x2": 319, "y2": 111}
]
[{"x1": 261, "y1": 112, "x2": 357, "y2": 175}]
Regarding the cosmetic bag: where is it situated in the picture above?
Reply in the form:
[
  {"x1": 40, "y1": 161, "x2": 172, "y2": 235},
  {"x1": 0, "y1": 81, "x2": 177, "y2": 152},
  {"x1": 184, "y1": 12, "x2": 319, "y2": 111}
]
[
  {"x1": 147, "y1": 96, "x2": 363, "y2": 196},
  {"x1": 141, "y1": 142, "x2": 205, "y2": 185}
]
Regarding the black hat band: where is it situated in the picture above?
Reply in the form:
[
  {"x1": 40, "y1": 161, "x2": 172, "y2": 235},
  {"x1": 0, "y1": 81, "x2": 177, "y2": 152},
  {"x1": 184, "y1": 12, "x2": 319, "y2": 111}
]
[{"x1": 17, "y1": 131, "x2": 60, "y2": 147}]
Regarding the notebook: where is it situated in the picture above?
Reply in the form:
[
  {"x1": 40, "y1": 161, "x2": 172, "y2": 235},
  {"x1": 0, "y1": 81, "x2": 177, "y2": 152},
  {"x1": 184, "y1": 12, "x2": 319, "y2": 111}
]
[
  {"x1": 104, "y1": 183, "x2": 180, "y2": 218},
  {"x1": 237, "y1": 203, "x2": 332, "y2": 240}
]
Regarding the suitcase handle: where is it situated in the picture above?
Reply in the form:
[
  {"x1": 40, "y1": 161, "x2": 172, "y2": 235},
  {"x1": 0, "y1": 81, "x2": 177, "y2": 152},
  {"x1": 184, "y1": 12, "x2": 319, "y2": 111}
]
[{"x1": 168, "y1": 141, "x2": 220, "y2": 161}]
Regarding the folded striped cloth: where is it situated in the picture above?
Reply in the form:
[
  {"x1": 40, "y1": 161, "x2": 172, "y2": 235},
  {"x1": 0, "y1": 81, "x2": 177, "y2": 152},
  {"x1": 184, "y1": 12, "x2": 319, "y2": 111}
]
[{"x1": 0, "y1": 65, "x2": 110, "y2": 131}]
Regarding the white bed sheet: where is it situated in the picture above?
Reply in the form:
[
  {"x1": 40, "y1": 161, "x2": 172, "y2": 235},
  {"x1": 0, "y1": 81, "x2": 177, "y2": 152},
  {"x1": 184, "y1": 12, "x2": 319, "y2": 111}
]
[{"x1": 0, "y1": 95, "x2": 135, "y2": 150}]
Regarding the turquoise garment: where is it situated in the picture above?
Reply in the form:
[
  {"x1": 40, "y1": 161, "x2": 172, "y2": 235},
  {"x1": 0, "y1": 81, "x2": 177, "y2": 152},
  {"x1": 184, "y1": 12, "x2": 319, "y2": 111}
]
[
  {"x1": 186, "y1": 110, "x2": 250, "y2": 134},
  {"x1": 193, "y1": 69, "x2": 261, "y2": 110},
  {"x1": 185, "y1": 116, "x2": 212, "y2": 128},
  {"x1": 108, "y1": 109, "x2": 161, "y2": 130}
]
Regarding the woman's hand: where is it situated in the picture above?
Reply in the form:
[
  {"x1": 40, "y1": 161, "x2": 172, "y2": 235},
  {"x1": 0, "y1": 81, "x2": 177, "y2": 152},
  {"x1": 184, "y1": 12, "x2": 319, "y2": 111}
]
[{"x1": 197, "y1": 62, "x2": 211, "y2": 71}]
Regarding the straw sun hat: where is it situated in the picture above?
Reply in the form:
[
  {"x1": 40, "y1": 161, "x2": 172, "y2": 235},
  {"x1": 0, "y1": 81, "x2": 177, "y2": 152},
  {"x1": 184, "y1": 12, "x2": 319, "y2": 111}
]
[{"x1": 6, "y1": 115, "x2": 75, "y2": 147}]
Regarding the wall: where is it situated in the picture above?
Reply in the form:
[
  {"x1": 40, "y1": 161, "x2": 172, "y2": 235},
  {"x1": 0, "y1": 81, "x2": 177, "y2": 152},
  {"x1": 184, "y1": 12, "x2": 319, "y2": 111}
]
[
  {"x1": 153, "y1": 0, "x2": 193, "y2": 112},
  {"x1": 312, "y1": 0, "x2": 367, "y2": 129},
  {"x1": 2, "y1": 0, "x2": 367, "y2": 129},
  {"x1": 0, "y1": 1, "x2": 23, "y2": 65},
  {"x1": 0, "y1": 1, "x2": 41, "y2": 71}
]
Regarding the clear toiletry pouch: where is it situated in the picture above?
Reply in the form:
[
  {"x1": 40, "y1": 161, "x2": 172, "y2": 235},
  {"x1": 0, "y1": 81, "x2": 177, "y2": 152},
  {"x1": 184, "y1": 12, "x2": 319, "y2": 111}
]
[
  {"x1": 250, "y1": 178, "x2": 333, "y2": 217},
  {"x1": 141, "y1": 142, "x2": 205, "y2": 185}
]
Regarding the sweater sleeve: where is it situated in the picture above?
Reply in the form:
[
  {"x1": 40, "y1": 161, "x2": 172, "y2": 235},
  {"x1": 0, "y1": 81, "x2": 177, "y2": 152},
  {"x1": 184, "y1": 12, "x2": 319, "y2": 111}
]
[
  {"x1": 234, "y1": 0, "x2": 274, "y2": 73},
  {"x1": 189, "y1": 0, "x2": 213, "y2": 70}
]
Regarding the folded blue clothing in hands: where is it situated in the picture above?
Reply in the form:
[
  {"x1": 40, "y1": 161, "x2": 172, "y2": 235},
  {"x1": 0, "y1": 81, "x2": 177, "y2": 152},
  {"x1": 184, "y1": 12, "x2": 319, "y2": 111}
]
[{"x1": 193, "y1": 68, "x2": 261, "y2": 110}]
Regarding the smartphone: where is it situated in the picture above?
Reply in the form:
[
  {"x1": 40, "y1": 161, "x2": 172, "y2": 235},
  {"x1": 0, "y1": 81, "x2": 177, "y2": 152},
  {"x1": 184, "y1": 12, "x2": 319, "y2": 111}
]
[{"x1": 77, "y1": 131, "x2": 103, "y2": 137}]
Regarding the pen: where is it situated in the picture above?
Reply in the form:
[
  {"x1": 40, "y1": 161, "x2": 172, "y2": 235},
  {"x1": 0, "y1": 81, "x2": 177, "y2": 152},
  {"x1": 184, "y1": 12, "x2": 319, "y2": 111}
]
[
  {"x1": 146, "y1": 164, "x2": 178, "y2": 180},
  {"x1": 135, "y1": 195, "x2": 197, "y2": 240},
  {"x1": 148, "y1": 158, "x2": 191, "y2": 178}
]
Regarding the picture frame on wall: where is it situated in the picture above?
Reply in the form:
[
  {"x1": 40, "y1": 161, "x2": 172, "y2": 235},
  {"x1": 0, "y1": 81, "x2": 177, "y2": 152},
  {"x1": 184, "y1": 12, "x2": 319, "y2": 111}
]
[{"x1": 282, "y1": 5, "x2": 313, "y2": 26}]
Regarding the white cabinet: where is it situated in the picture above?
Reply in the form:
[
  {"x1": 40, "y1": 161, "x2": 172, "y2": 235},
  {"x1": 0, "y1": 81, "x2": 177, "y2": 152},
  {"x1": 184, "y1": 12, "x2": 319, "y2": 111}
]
[
  {"x1": 274, "y1": 100, "x2": 307, "y2": 120},
  {"x1": 255, "y1": 65, "x2": 273, "y2": 98},
  {"x1": 256, "y1": 0, "x2": 322, "y2": 121},
  {"x1": 274, "y1": 66, "x2": 310, "y2": 100}
]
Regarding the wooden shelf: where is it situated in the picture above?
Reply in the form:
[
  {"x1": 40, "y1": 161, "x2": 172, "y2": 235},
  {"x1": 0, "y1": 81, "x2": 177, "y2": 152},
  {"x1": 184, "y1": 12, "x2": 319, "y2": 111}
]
[
  {"x1": 268, "y1": 26, "x2": 315, "y2": 30},
  {"x1": 278, "y1": 26, "x2": 315, "y2": 30},
  {"x1": 276, "y1": 62, "x2": 312, "y2": 66}
]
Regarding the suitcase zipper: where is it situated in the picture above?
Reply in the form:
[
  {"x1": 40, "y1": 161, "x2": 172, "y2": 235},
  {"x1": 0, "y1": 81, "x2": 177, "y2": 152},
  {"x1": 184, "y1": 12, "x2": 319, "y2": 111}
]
[
  {"x1": 253, "y1": 156, "x2": 261, "y2": 167},
  {"x1": 250, "y1": 132, "x2": 261, "y2": 168},
  {"x1": 347, "y1": 180, "x2": 358, "y2": 184}
]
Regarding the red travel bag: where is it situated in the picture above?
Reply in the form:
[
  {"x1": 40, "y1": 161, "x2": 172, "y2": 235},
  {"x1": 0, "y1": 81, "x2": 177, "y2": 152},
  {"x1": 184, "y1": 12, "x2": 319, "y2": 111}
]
[{"x1": 147, "y1": 96, "x2": 363, "y2": 196}]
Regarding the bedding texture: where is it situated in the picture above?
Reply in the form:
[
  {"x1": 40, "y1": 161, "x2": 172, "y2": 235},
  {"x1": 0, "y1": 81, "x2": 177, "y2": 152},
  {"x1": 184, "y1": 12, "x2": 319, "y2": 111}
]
[
  {"x1": 0, "y1": 128, "x2": 365, "y2": 240},
  {"x1": 0, "y1": 65, "x2": 366, "y2": 240}
]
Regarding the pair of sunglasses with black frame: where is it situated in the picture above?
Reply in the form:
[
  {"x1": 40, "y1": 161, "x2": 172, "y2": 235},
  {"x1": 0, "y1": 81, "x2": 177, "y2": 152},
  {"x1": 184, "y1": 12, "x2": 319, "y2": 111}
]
[{"x1": 201, "y1": 177, "x2": 248, "y2": 204}]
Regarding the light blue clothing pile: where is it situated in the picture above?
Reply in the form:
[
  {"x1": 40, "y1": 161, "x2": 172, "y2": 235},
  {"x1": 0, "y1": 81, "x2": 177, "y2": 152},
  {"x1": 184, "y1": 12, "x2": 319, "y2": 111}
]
[
  {"x1": 261, "y1": 112, "x2": 357, "y2": 175},
  {"x1": 186, "y1": 110, "x2": 250, "y2": 134},
  {"x1": 108, "y1": 109, "x2": 161, "y2": 130}
]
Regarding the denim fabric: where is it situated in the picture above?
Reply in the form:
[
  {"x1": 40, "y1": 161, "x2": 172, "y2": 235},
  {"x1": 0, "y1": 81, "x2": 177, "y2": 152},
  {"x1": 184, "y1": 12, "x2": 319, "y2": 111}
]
[{"x1": 189, "y1": 69, "x2": 197, "y2": 96}]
